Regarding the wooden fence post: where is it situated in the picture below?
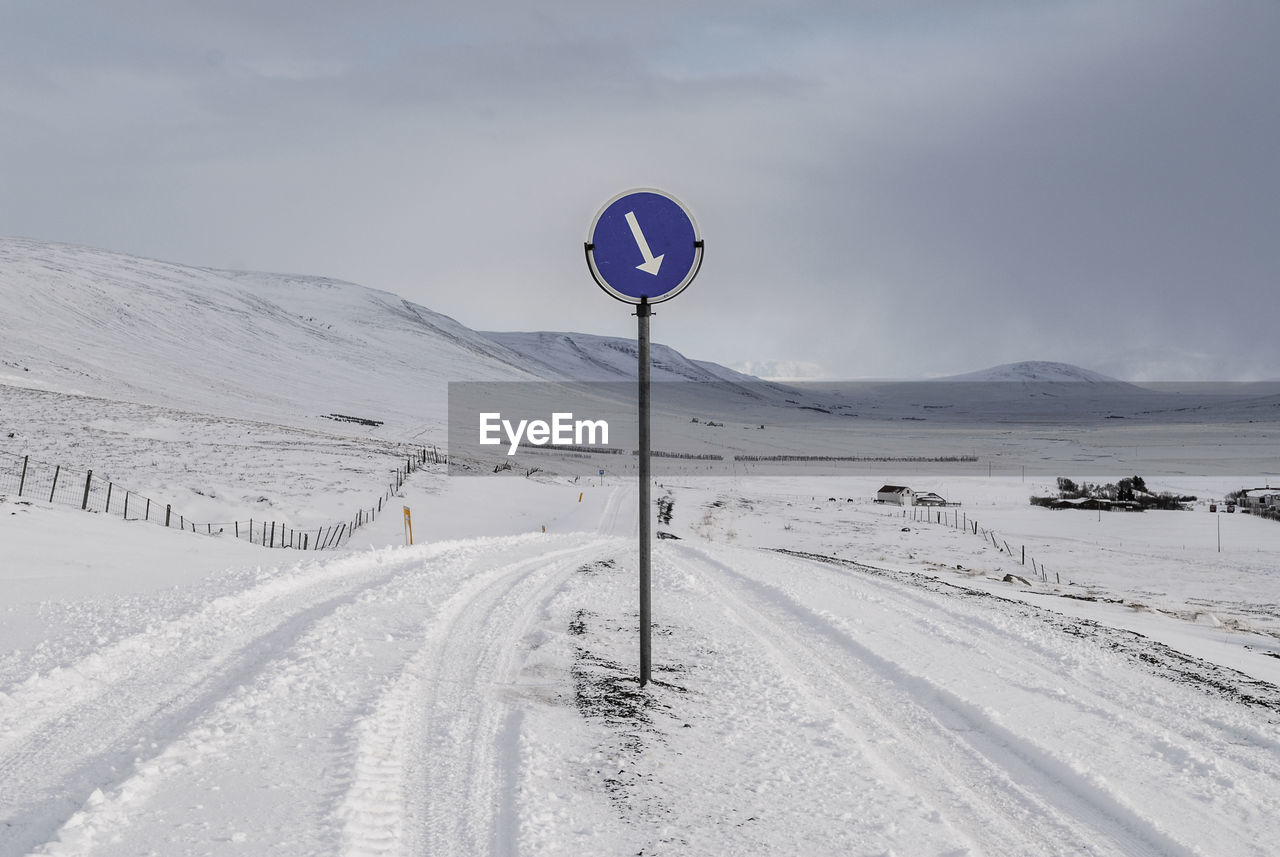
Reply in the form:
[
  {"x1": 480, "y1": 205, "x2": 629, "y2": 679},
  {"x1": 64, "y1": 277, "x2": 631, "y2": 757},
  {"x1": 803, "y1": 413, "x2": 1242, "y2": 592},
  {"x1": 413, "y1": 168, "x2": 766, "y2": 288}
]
[
  {"x1": 105, "y1": 482, "x2": 113, "y2": 514},
  {"x1": 18, "y1": 455, "x2": 28, "y2": 496},
  {"x1": 81, "y1": 470, "x2": 92, "y2": 510},
  {"x1": 165, "y1": 505, "x2": 171, "y2": 527},
  {"x1": 49, "y1": 465, "x2": 60, "y2": 503}
]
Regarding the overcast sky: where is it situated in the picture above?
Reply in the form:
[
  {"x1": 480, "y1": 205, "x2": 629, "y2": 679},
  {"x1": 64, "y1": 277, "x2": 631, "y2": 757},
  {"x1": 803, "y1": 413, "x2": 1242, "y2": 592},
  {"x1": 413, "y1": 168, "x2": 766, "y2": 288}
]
[{"x1": 3, "y1": 1, "x2": 1277, "y2": 381}]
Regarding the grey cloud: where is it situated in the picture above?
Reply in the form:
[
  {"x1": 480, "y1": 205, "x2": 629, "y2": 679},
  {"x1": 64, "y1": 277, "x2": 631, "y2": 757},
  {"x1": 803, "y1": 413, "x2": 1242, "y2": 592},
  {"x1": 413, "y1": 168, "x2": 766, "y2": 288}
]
[{"x1": 2, "y1": 1, "x2": 1276, "y2": 380}]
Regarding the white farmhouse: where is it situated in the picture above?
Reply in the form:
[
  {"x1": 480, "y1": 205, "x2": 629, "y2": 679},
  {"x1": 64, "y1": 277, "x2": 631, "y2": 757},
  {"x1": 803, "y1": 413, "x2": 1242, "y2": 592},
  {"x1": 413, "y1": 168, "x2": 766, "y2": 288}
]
[
  {"x1": 876, "y1": 485, "x2": 914, "y2": 506},
  {"x1": 1238, "y1": 488, "x2": 1280, "y2": 513}
]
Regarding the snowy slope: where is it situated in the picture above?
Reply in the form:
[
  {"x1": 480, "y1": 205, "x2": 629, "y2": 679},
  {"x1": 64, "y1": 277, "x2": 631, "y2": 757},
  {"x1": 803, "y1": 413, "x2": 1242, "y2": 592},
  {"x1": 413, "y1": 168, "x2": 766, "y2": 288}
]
[
  {"x1": 0, "y1": 238, "x2": 544, "y2": 434},
  {"x1": 480, "y1": 330, "x2": 764, "y2": 386},
  {"x1": 0, "y1": 239, "x2": 757, "y2": 436},
  {"x1": 940, "y1": 360, "x2": 1121, "y2": 383}
]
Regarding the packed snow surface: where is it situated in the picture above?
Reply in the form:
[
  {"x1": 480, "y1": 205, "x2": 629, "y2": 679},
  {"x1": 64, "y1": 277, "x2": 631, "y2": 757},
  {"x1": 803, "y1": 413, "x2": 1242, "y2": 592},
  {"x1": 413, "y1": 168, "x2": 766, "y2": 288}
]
[{"x1": 4, "y1": 473, "x2": 1280, "y2": 856}]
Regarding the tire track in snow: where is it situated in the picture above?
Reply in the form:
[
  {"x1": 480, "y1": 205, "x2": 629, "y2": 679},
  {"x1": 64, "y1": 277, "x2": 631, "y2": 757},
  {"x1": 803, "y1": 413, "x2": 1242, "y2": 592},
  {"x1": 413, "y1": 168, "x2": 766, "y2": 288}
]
[
  {"x1": 665, "y1": 542, "x2": 1209, "y2": 857},
  {"x1": 755, "y1": 548, "x2": 1280, "y2": 855},
  {"x1": 777, "y1": 548, "x2": 1280, "y2": 715},
  {"x1": 768, "y1": 550, "x2": 1280, "y2": 743},
  {"x1": 335, "y1": 536, "x2": 620, "y2": 857},
  {"x1": 0, "y1": 542, "x2": 486, "y2": 857},
  {"x1": 18, "y1": 535, "x2": 592, "y2": 857}
]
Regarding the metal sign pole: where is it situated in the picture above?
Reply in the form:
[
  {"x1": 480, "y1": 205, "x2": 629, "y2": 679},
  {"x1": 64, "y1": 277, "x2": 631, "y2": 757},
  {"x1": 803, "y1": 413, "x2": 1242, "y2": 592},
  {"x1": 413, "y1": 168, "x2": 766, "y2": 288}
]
[
  {"x1": 585, "y1": 188, "x2": 701, "y2": 690},
  {"x1": 637, "y1": 297, "x2": 652, "y2": 686}
]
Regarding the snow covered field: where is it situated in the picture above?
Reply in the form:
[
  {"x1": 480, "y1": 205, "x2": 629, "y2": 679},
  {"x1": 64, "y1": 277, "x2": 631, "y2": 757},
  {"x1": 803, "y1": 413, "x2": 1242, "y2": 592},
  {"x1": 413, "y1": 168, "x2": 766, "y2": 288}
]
[
  {"x1": 3, "y1": 240, "x2": 1280, "y2": 855},
  {"x1": 5, "y1": 466, "x2": 1280, "y2": 856}
]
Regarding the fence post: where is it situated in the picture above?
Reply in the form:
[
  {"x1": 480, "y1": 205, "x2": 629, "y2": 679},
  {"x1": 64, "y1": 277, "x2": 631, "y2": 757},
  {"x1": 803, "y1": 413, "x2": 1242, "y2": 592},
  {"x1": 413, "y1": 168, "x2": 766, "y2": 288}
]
[
  {"x1": 145, "y1": 498, "x2": 151, "y2": 521},
  {"x1": 124, "y1": 491, "x2": 130, "y2": 519},
  {"x1": 105, "y1": 482, "x2": 113, "y2": 513},
  {"x1": 18, "y1": 456, "x2": 28, "y2": 496},
  {"x1": 49, "y1": 465, "x2": 60, "y2": 503},
  {"x1": 269, "y1": 521, "x2": 275, "y2": 548},
  {"x1": 1021, "y1": 545, "x2": 1025, "y2": 565},
  {"x1": 165, "y1": 505, "x2": 172, "y2": 527},
  {"x1": 81, "y1": 470, "x2": 92, "y2": 510}
]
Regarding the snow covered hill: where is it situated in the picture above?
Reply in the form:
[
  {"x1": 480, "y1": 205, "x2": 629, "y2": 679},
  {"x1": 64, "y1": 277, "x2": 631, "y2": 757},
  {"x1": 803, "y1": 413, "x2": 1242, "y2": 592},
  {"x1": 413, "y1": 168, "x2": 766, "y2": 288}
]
[
  {"x1": 0, "y1": 239, "x2": 757, "y2": 436},
  {"x1": 939, "y1": 360, "x2": 1121, "y2": 383},
  {"x1": 0, "y1": 238, "x2": 540, "y2": 433},
  {"x1": 481, "y1": 330, "x2": 763, "y2": 386}
]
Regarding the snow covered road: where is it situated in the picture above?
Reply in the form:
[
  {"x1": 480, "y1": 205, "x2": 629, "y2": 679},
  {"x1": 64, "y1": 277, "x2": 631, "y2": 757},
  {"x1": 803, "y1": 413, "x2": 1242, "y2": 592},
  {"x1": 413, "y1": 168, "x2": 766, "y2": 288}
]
[
  {"x1": 659, "y1": 543, "x2": 1280, "y2": 855},
  {"x1": 3, "y1": 496, "x2": 1279, "y2": 855},
  {"x1": 2, "y1": 534, "x2": 614, "y2": 856}
]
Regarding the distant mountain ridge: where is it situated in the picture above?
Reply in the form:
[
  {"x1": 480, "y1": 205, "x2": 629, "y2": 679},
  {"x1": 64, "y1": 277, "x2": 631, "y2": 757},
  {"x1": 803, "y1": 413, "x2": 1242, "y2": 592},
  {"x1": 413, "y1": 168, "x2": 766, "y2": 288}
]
[
  {"x1": 480, "y1": 330, "x2": 762, "y2": 385},
  {"x1": 7, "y1": 238, "x2": 1270, "y2": 441},
  {"x1": 939, "y1": 361, "x2": 1121, "y2": 383}
]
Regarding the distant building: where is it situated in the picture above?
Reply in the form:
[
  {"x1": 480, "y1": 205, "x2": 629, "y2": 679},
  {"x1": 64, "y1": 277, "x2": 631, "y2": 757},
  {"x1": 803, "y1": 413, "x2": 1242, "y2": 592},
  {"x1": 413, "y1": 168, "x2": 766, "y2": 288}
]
[
  {"x1": 876, "y1": 485, "x2": 914, "y2": 506},
  {"x1": 1043, "y1": 497, "x2": 1142, "y2": 512},
  {"x1": 1238, "y1": 488, "x2": 1280, "y2": 514},
  {"x1": 913, "y1": 492, "x2": 951, "y2": 507}
]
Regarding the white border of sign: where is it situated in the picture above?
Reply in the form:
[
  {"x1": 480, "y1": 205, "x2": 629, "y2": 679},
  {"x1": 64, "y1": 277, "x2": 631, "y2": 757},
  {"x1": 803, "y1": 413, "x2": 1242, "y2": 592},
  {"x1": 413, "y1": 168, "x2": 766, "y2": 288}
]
[{"x1": 586, "y1": 187, "x2": 704, "y2": 306}]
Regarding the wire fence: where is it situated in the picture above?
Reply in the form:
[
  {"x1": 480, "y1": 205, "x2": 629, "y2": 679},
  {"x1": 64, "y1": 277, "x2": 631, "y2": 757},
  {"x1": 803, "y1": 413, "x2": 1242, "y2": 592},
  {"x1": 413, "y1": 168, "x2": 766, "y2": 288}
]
[
  {"x1": 0, "y1": 446, "x2": 445, "y2": 550},
  {"x1": 898, "y1": 504, "x2": 1061, "y2": 584}
]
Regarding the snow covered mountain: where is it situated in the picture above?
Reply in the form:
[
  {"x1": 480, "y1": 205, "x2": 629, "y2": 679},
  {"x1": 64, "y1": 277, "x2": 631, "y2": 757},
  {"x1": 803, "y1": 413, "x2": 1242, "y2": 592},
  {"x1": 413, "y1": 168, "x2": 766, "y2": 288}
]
[
  {"x1": 0, "y1": 238, "x2": 756, "y2": 435},
  {"x1": 481, "y1": 330, "x2": 761, "y2": 385},
  {"x1": 939, "y1": 360, "x2": 1121, "y2": 383}
]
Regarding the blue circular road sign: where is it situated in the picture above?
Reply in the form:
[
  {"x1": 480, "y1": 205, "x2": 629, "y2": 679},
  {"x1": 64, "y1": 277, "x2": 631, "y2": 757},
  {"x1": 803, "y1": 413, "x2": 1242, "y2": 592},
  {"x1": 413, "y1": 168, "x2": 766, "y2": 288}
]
[{"x1": 586, "y1": 188, "x2": 703, "y2": 305}]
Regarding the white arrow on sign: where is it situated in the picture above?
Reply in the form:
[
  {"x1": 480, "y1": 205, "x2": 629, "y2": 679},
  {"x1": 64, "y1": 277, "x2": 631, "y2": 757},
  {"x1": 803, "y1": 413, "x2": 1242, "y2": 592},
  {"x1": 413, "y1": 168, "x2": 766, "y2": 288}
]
[{"x1": 624, "y1": 210, "x2": 664, "y2": 276}]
